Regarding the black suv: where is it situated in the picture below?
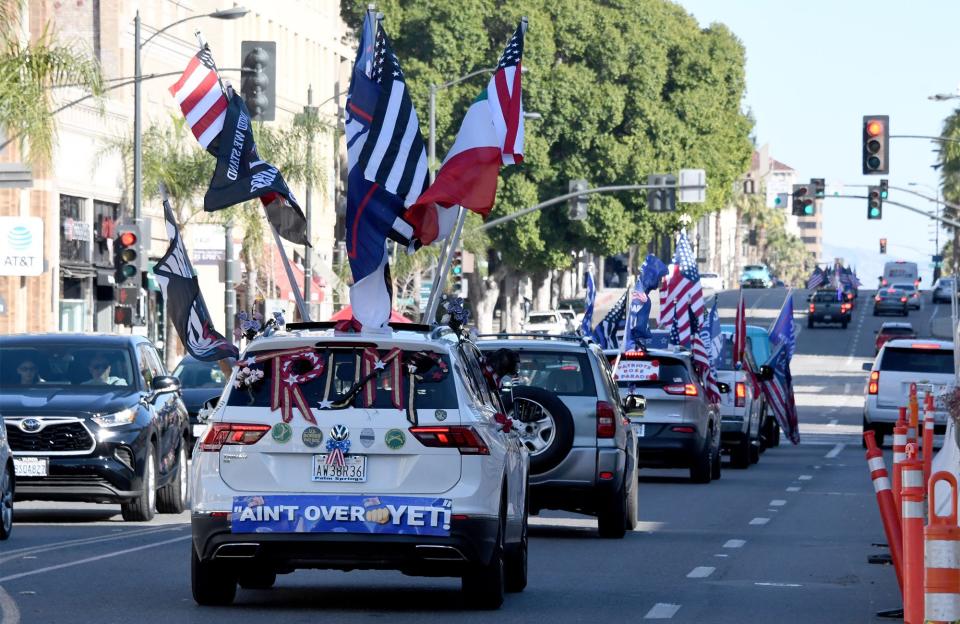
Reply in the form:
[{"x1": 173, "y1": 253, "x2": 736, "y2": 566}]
[{"x1": 0, "y1": 334, "x2": 191, "y2": 520}]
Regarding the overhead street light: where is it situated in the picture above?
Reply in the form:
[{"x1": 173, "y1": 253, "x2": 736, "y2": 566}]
[{"x1": 928, "y1": 93, "x2": 960, "y2": 101}]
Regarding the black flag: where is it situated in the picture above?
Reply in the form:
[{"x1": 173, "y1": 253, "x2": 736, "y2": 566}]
[
  {"x1": 203, "y1": 91, "x2": 308, "y2": 246},
  {"x1": 153, "y1": 198, "x2": 239, "y2": 362}
]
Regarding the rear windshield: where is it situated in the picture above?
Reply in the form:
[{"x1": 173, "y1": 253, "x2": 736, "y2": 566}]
[
  {"x1": 173, "y1": 359, "x2": 228, "y2": 388},
  {"x1": 880, "y1": 327, "x2": 914, "y2": 336},
  {"x1": 614, "y1": 355, "x2": 690, "y2": 388},
  {"x1": 814, "y1": 291, "x2": 841, "y2": 302},
  {"x1": 886, "y1": 267, "x2": 916, "y2": 279},
  {"x1": 891, "y1": 284, "x2": 915, "y2": 292},
  {"x1": 0, "y1": 344, "x2": 136, "y2": 388},
  {"x1": 880, "y1": 348, "x2": 954, "y2": 375},
  {"x1": 226, "y1": 348, "x2": 456, "y2": 409},
  {"x1": 511, "y1": 350, "x2": 596, "y2": 396},
  {"x1": 527, "y1": 314, "x2": 557, "y2": 325}
]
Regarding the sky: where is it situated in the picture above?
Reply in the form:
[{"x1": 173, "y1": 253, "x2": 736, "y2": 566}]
[{"x1": 678, "y1": 0, "x2": 960, "y2": 285}]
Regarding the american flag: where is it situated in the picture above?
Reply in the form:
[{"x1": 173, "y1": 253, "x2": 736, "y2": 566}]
[
  {"x1": 659, "y1": 230, "x2": 704, "y2": 347},
  {"x1": 805, "y1": 266, "x2": 825, "y2": 290},
  {"x1": 355, "y1": 24, "x2": 429, "y2": 209},
  {"x1": 732, "y1": 289, "x2": 746, "y2": 367},
  {"x1": 593, "y1": 290, "x2": 627, "y2": 349},
  {"x1": 691, "y1": 301, "x2": 721, "y2": 404},
  {"x1": 168, "y1": 49, "x2": 227, "y2": 151},
  {"x1": 839, "y1": 266, "x2": 861, "y2": 288},
  {"x1": 768, "y1": 292, "x2": 796, "y2": 362},
  {"x1": 756, "y1": 343, "x2": 800, "y2": 444},
  {"x1": 490, "y1": 22, "x2": 525, "y2": 165}
]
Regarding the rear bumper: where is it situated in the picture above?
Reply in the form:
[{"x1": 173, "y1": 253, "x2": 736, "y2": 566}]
[
  {"x1": 865, "y1": 404, "x2": 951, "y2": 426},
  {"x1": 191, "y1": 513, "x2": 498, "y2": 576},
  {"x1": 529, "y1": 447, "x2": 627, "y2": 515},
  {"x1": 634, "y1": 423, "x2": 702, "y2": 468},
  {"x1": 873, "y1": 302, "x2": 907, "y2": 314},
  {"x1": 809, "y1": 312, "x2": 849, "y2": 322}
]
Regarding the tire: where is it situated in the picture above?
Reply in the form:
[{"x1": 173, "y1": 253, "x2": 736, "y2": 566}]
[
  {"x1": 157, "y1": 441, "x2": 188, "y2": 514},
  {"x1": 503, "y1": 386, "x2": 574, "y2": 475},
  {"x1": 841, "y1": 320, "x2": 848, "y2": 329},
  {"x1": 807, "y1": 317, "x2": 814, "y2": 328},
  {"x1": 690, "y1": 437, "x2": 712, "y2": 484},
  {"x1": 625, "y1": 471, "x2": 639, "y2": 531},
  {"x1": 597, "y1": 480, "x2": 628, "y2": 539},
  {"x1": 711, "y1": 432, "x2": 722, "y2": 480},
  {"x1": 749, "y1": 440, "x2": 760, "y2": 464},
  {"x1": 730, "y1": 434, "x2": 751, "y2": 469},
  {"x1": 238, "y1": 568, "x2": 277, "y2": 590},
  {"x1": 861, "y1": 418, "x2": 871, "y2": 449},
  {"x1": 191, "y1": 547, "x2": 237, "y2": 606},
  {"x1": 0, "y1": 462, "x2": 13, "y2": 541},
  {"x1": 462, "y1": 506, "x2": 505, "y2": 609},
  {"x1": 770, "y1": 421, "x2": 781, "y2": 447},
  {"x1": 873, "y1": 310, "x2": 878, "y2": 316},
  {"x1": 505, "y1": 490, "x2": 528, "y2": 593},
  {"x1": 121, "y1": 441, "x2": 156, "y2": 522}
]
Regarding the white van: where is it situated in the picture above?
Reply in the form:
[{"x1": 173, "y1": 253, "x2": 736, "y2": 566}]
[{"x1": 880, "y1": 261, "x2": 920, "y2": 289}]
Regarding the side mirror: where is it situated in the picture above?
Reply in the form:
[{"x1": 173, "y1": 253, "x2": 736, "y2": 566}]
[
  {"x1": 757, "y1": 365, "x2": 775, "y2": 382},
  {"x1": 151, "y1": 375, "x2": 181, "y2": 394},
  {"x1": 717, "y1": 382, "x2": 731, "y2": 394},
  {"x1": 862, "y1": 362, "x2": 874, "y2": 372},
  {"x1": 624, "y1": 394, "x2": 646, "y2": 413}
]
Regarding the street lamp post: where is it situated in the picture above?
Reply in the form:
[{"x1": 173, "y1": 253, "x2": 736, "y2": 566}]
[{"x1": 133, "y1": 7, "x2": 248, "y2": 223}]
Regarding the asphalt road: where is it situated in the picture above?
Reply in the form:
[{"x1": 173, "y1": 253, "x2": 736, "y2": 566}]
[{"x1": 1, "y1": 288, "x2": 941, "y2": 623}]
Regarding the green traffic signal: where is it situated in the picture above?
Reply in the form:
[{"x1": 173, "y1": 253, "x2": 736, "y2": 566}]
[
  {"x1": 880, "y1": 190, "x2": 888, "y2": 199},
  {"x1": 869, "y1": 207, "x2": 881, "y2": 218},
  {"x1": 452, "y1": 266, "x2": 462, "y2": 275},
  {"x1": 803, "y1": 205, "x2": 814, "y2": 216}
]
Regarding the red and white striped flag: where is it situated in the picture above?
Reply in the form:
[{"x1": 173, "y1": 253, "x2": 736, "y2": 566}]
[
  {"x1": 733, "y1": 289, "x2": 746, "y2": 367},
  {"x1": 659, "y1": 230, "x2": 704, "y2": 347},
  {"x1": 168, "y1": 49, "x2": 228, "y2": 150}
]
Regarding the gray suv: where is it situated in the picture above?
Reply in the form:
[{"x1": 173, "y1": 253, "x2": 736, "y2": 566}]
[{"x1": 478, "y1": 335, "x2": 638, "y2": 538}]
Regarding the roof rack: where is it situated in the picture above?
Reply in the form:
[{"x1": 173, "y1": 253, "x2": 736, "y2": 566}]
[{"x1": 285, "y1": 321, "x2": 434, "y2": 333}]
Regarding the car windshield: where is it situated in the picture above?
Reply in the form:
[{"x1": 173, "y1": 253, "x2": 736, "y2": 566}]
[
  {"x1": 814, "y1": 291, "x2": 842, "y2": 302},
  {"x1": 173, "y1": 359, "x2": 228, "y2": 388},
  {"x1": 880, "y1": 347, "x2": 954, "y2": 375},
  {"x1": 887, "y1": 267, "x2": 916, "y2": 279},
  {"x1": 527, "y1": 314, "x2": 557, "y2": 325},
  {"x1": 509, "y1": 350, "x2": 596, "y2": 396},
  {"x1": 614, "y1": 354, "x2": 690, "y2": 388},
  {"x1": 880, "y1": 327, "x2": 914, "y2": 336},
  {"x1": 891, "y1": 283, "x2": 915, "y2": 293},
  {"x1": 0, "y1": 344, "x2": 135, "y2": 388}
]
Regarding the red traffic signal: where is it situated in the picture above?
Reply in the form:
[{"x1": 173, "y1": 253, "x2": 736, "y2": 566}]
[
  {"x1": 119, "y1": 231, "x2": 137, "y2": 247},
  {"x1": 114, "y1": 224, "x2": 142, "y2": 285},
  {"x1": 862, "y1": 115, "x2": 889, "y2": 174}
]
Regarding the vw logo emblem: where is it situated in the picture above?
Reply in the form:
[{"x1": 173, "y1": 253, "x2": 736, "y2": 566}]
[
  {"x1": 20, "y1": 418, "x2": 42, "y2": 433},
  {"x1": 330, "y1": 424, "x2": 350, "y2": 442}
]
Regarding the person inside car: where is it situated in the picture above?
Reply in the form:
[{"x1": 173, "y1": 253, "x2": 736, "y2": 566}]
[
  {"x1": 15, "y1": 358, "x2": 43, "y2": 384},
  {"x1": 82, "y1": 354, "x2": 127, "y2": 386}
]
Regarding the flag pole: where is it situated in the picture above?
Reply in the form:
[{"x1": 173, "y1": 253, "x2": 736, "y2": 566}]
[
  {"x1": 193, "y1": 31, "x2": 311, "y2": 323},
  {"x1": 612, "y1": 275, "x2": 633, "y2": 376},
  {"x1": 423, "y1": 205, "x2": 466, "y2": 324}
]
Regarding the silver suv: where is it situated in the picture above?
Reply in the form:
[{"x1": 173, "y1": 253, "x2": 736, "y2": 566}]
[{"x1": 478, "y1": 335, "x2": 638, "y2": 538}]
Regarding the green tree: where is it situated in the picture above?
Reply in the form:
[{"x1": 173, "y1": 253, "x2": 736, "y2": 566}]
[
  {"x1": 937, "y1": 109, "x2": 960, "y2": 275},
  {"x1": 0, "y1": 0, "x2": 103, "y2": 165},
  {"x1": 739, "y1": 189, "x2": 812, "y2": 286}
]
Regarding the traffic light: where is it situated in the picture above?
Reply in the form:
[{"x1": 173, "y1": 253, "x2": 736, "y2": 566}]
[
  {"x1": 114, "y1": 224, "x2": 142, "y2": 286},
  {"x1": 879, "y1": 178, "x2": 889, "y2": 199},
  {"x1": 114, "y1": 305, "x2": 134, "y2": 327},
  {"x1": 451, "y1": 249, "x2": 464, "y2": 295},
  {"x1": 867, "y1": 185, "x2": 883, "y2": 219},
  {"x1": 862, "y1": 115, "x2": 889, "y2": 174},
  {"x1": 240, "y1": 41, "x2": 276, "y2": 121},
  {"x1": 792, "y1": 184, "x2": 815, "y2": 216},
  {"x1": 879, "y1": 238, "x2": 887, "y2": 254},
  {"x1": 568, "y1": 179, "x2": 589, "y2": 220},
  {"x1": 811, "y1": 178, "x2": 825, "y2": 199},
  {"x1": 646, "y1": 174, "x2": 677, "y2": 212}
]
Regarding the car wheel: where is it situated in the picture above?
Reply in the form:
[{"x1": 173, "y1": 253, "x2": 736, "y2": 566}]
[
  {"x1": 731, "y1": 434, "x2": 751, "y2": 469},
  {"x1": 238, "y1": 568, "x2": 277, "y2": 590},
  {"x1": 807, "y1": 317, "x2": 814, "y2": 328},
  {"x1": 121, "y1": 442, "x2": 156, "y2": 522},
  {"x1": 503, "y1": 386, "x2": 574, "y2": 475},
  {"x1": 0, "y1": 462, "x2": 13, "y2": 541},
  {"x1": 841, "y1": 320, "x2": 848, "y2": 329},
  {"x1": 157, "y1": 441, "x2": 188, "y2": 514},
  {"x1": 749, "y1": 439, "x2": 760, "y2": 464},
  {"x1": 597, "y1": 478, "x2": 629, "y2": 538},
  {"x1": 191, "y1": 546, "x2": 237, "y2": 605},
  {"x1": 873, "y1": 309, "x2": 878, "y2": 316},
  {"x1": 505, "y1": 490, "x2": 528, "y2": 593},
  {"x1": 711, "y1": 432, "x2": 722, "y2": 480},
  {"x1": 462, "y1": 505, "x2": 506, "y2": 609},
  {"x1": 690, "y1": 437, "x2": 712, "y2": 484}
]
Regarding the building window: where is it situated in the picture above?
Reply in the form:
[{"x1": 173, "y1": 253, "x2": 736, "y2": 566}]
[{"x1": 60, "y1": 194, "x2": 91, "y2": 265}]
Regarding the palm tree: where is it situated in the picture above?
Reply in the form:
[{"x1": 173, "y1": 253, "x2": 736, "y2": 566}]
[
  {"x1": 0, "y1": 0, "x2": 103, "y2": 165},
  {"x1": 937, "y1": 109, "x2": 960, "y2": 274}
]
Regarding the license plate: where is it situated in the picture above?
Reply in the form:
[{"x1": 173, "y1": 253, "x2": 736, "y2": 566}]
[
  {"x1": 312, "y1": 455, "x2": 367, "y2": 482},
  {"x1": 823, "y1": 315, "x2": 832, "y2": 321},
  {"x1": 916, "y1": 384, "x2": 949, "y2": 410},
  {"x1": 632, "y1": 423, "x2": 645, "y2": 438},
  {"x1": 14, "y1": 457, "x2": 48, "y2": 477}
]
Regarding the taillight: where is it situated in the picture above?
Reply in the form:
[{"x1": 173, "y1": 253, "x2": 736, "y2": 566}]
[
  {"x1": 200, "y1": 422, "x2": 271, "y2": 452},
  {"x1": 671, "y1": 426, "x2": 695, "y2": 433},
  {"x1": 596, "y1": 401, "x2": 616, "y2": 438},
  {"x1": 809, "y1": 303, "x2": 815, "y2": 313},
  {"x1": 868, "y1": 370, "x2": 879, "y2": 395},
  {"x1": 875, "y1": 295, "x2": 881, "y2": 302},
  {"x1": 735, "y1": 382, "x2": 746, "y2": 407},
  {"x1": 900, "y1": 297, "x2": 907, "y2": 303},
  {"x1": 840, "y1": 303, "x2": 850, "y2": 313},
  {"x1": 664, "y1": 383, "x2": 698, "y2": 396},
  {"x1": 409, "y1": 426, "x2": 489, "y2": 455},
  {"x1": 882, "y1": 278, "x2": 888, "y2": 285}
]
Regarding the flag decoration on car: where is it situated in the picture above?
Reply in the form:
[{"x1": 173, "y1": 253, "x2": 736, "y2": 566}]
[
  {"x1": 344, "y1": 11, "x2": 428, "y2": 328},
  {"x1": 405, "y1": 19, "x2": 527, "y2": 246},
  {"x1": 660, "y1": 230, "x2": 704, "y2": 347},
  {"x1": 593, "y1": 290, "x2": 627, "y2": 350},
  {"x1": 691, "y1": 299, "x2": 722, "y2": 405},
  {"x1": 758, "y1": 293, "x2": 800, "y2": 444},
  {"x1": 153, "y1": 195, "x2": 238, "y2": 362},
  {"x1": 732, "y1": 289, "x2": 746, "y2": 368},
  {"x1": 581, "y1": 269, "x2": 596, "y2": 337},
  {"x1": 169, "y1": 46, "x2": 307, "y2": 245},
  {"x1": 805, "y1": 266, "x2": 825, "y2": 290},
  {"x1": 622, "y1": 254, "x2": 668, "y2": 351}
]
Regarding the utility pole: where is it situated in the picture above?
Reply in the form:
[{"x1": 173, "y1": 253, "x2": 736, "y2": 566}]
[
  {"x1": 303, "y1": 85, "x2": 316, "y2": 313},
  {"x1": 134, "y1": 11, "x2": 142, "y2": 224},
  {"x1": 224, "y1": 220, "x2": 236, "y2": 340}
]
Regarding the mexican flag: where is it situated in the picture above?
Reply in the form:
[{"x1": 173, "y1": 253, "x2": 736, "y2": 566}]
[{"x1": 406, "y1": 21, "x2": 526, "y2": 245}]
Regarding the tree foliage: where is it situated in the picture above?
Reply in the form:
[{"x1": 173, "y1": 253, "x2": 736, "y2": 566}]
[
  {"x1": 342, "y1": 0, "x2": 753, "y2": 276},
  {"x1": 938, "y1": 108, "x2": 960, "y2": 273},
  {"x1": 739, "y1": 190, "x2": 813, "y2": 287}
]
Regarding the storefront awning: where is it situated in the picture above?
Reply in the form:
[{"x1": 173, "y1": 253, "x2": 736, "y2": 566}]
[{"x1": 273, "y1": 254, "x2": 326, "y2": 303}]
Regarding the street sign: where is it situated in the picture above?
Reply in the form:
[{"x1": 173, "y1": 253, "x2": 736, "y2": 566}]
[{"x1": 679, "y1": 169, "x2": 706, "y2": 203}]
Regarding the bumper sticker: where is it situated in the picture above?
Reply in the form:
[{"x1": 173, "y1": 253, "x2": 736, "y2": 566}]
[{"x1": 231, "y1": 495, "x2": 452, "y2": 536}]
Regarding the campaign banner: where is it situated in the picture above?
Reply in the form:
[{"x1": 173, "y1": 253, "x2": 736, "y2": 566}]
[{"x1": 231, "y1": 495, "x2": 452, "y2": 536}]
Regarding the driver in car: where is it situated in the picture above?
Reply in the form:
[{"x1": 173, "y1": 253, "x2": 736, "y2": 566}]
[{"x1": 82, "y1": 354, "x2": 127, "y2": 386}]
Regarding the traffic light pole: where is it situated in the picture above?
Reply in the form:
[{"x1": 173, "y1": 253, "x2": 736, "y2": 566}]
[{"x1": 422, "y1": 206, "x2": 466, "y2": 324}]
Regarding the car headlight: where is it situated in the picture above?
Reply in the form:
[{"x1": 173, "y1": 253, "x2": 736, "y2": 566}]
[{"x1": 92, "y1": 407, "x2": 138, "y2": 428}]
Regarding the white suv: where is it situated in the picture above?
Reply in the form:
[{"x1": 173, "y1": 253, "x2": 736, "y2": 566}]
[
  {"x1": 863, "y1": 338, "x2": 954, "y2": 447},
  {"x1": 190, "y1": 323, "x2": 529, "y2": 609}
]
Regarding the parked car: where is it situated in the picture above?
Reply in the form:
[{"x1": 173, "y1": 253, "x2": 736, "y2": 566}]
[
  {"x1": 891, "y1": 282, "x2": 922, "y2": 310},
  {"x1": 700, "y1": 273, "x2": 725, "y2": 293},
  {"x1": 740, "y1": 264, "x2": 773, "y2": 289},
  {"x1": 808, "y1": 289, "x2": 852, "y2": 328},
  {"x1": 605, "y1": 347, "x2": 721, "y2": 483},
  {"x1": 873, "y1": 287, "x2": 910, "y2": 317},
  {"x1": 874, "y1": 322, "x2": 916, "y2": 355},
  {"x1": 932, "y1": 276, "x2": 956, "y2": 303},
  {"x1": 522, "y1": 310, "x2": 574, "y2": 335},
  {"x1": 172, "y1": 355, "x2": 229, "y2": 450},
  {"x1": 863, "y1": 339, "x2": 953, "y2": 447},
  {"x1": 716, "y1": 329, "x2": 763, "y2": 467},
  {"x1": 0, "y1": 334, "x2": 191, "y2": 521},
  {"x1": 192, "y1": 323, "x2": 530, "y2": 607},
  {"x1": 479, "y1": 335, "x2": 638, "y2": 538},
  {"x1": 0, "y1": 417, "x2": 12, "y2": 540}
]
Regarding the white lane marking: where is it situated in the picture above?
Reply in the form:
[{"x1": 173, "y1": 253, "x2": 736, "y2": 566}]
[
  {"x1": 724, "y1": 539, "x2": 746, "y2": 548},
  {"x1": 755, "y1": 582, "x2": 803, "y2": 588},
  {"x1": 0, "y1": 525, "x2": 183, "y2": 564},
  {"x1": 686, "y1": 566, "x2": 715, "y2": 578},
  {"x1": 786, "y1": 486, "x2": 801, "y2": 492},
  {"x1": 0, "y1": 535, "x2": 190, "y2": 584},
  {"x1": 825, "y1": 443, "x2": 845, "y2": 459},
  {"x1": 798, "y1": 475, "x2": 813, "y2": 480},
  {"x1": 843, "y1": 382, "x2": 851, "y2": 394},
  {"x1": 749, "y1": 517, "x2": 770, "y2": 525},
  {"x1": 644, "y1": 603, "x2": 682, "y2": 619},
  {"x1": 0, "y1": 586, "x2": 20, "y2": 624},
  {"x1": 714, "y1": 553, "x2": 729, "y2": 558},
  {"x1": 827, "y1": 419, "x2": 838, "y2": 426},
  {"x1": 530, "y1": 517, "x2": 664, "y2": 532},
  {"x1": 770, "y1": 499, "x2": 787, "y2": 507},
  {"x1": 845, "y1": 301, "x2": 868, "y2": 365}
]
